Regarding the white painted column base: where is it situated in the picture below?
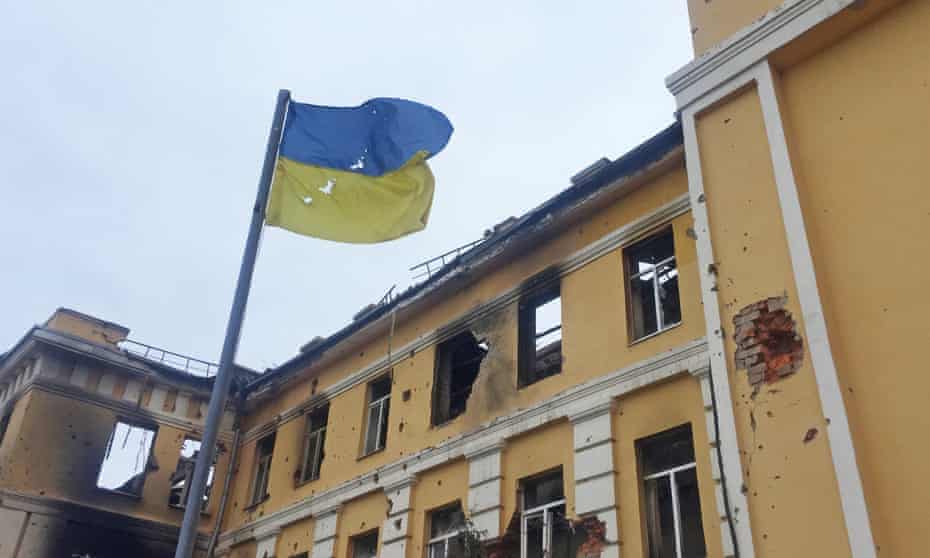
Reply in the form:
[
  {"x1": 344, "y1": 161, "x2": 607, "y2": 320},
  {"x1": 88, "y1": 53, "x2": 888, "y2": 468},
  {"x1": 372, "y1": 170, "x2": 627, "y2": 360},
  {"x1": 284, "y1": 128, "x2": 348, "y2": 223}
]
[
  {"x1": 310, "y1": 504, "x2": 340, "y2": 558},
  {"x1": 465, "y1": 440, "x2": 505, "y2": 541},
  {"x1": 570, "y1": 400, "x2": 620, "y2": 558},
  {"x1": 691, "y1": 366, "x2": 737, "y2": 558},
  {"x1": 380, "y1": 476, "x2": 416, "y2": 558},
  {"x1": 254, "y1": 529, "x2": 280, "y2": 558}
]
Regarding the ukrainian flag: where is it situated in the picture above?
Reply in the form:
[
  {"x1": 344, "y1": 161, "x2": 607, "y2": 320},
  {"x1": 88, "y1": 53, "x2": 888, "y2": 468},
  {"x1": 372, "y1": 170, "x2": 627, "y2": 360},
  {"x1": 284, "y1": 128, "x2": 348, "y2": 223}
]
[{"x1": 266, "y1": 98, "x2": 453, "y2": 243}]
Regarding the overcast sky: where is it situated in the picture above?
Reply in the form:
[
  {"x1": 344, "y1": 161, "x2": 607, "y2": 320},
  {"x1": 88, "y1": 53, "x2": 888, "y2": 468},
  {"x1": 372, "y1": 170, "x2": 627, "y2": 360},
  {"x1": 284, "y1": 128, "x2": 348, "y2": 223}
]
[{"x1": 0, "y1": 2, "x2": 693, "y2": 371}]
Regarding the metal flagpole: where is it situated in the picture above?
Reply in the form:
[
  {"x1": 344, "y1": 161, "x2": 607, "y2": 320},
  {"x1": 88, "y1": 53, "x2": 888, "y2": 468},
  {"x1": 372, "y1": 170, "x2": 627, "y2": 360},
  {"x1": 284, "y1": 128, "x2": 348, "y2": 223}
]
[{"x1": 174, "y1": 88, "x2": 291, "y2": 558}]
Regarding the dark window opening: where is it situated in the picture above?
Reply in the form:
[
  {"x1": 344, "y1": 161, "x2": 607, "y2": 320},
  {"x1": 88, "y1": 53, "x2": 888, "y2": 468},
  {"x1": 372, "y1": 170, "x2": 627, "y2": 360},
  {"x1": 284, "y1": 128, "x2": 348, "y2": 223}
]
[
  {"x1": 350, "y1": 530, "x2": 379, "y2": 558},
  {"x1": 250, "y1": 432, "x2": 276, "y2": 506},
  {"x1": 298, "y1": 404, "x2": 329, "y2": 483},
  {"x1": 626, "y1": 228, "x2": 681, "y2": 341},
  {"x1": 169, "y1": 438, "x2": 216, "y2": 508},
  {"x1": 432, "y1": 331, "x2": 489, "y2": 425},
  {"x1": 637, "y1": 424, "x2": 706, "y2": 558},
  {"x1": 362, "y1": 375, "x2": 391, "y2": 456},
  {"x1": 96, "y1": 421, "x2": 157, "y2": 497},
  {"x1": 518, "y1": 284, "x2": 563, "y2": 387},
  {"x1": 0, "y1": 410, "x2": 12, "y2": 449}
]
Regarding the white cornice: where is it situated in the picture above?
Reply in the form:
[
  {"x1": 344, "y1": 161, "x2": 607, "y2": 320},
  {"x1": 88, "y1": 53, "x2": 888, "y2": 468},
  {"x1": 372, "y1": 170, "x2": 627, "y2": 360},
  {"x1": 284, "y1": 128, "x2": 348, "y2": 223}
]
[{"x1": 666, "y1": 0, "x2": 860, "y2": 109}]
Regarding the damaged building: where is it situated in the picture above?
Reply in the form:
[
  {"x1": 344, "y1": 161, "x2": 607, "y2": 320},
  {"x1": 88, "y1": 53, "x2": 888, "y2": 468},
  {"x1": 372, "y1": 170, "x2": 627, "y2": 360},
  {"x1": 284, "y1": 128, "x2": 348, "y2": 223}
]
[{"x1": 3, "y1": 0, "x2": 930, "y2": 557}]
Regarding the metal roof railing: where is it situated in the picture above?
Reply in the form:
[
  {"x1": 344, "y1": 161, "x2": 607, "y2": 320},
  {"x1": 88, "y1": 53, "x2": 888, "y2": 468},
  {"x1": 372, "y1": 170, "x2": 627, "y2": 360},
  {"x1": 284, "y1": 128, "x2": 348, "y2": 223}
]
[
  {"x1": 120, "y1": 339, "x2": 218, "y2": 377},
  {"x1": 409, "y1": 237, "x2": 485, "y2": 282}
]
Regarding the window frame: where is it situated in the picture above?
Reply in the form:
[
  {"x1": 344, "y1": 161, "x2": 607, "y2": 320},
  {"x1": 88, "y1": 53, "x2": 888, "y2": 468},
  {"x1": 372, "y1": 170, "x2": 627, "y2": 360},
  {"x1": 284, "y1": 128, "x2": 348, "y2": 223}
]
[
  {"x1": 249, "y1": 432, "x2": 276, "y2": 507},
  {"x1": 624, "y1": 227, "x2": 681, "y2": 343},
  {"x1": 637, "y1": 424, "x2": 706, "y2": 558},
  {"x1": 518, "y1": 282, "x2": 563, "y2": 388},
  {"x1": 95, "y1": 419, "x2": 158, "y2": 499},
  {"x1": 297, "y1": 404, "x2": 329, "y2": 484},
  {"x1": 427, "y1": 502, "x2": 466, "y2": 558},
  {"x1": 349, "y1": 529, "x2": 379, "y2": 558},
  {"x1": 361, "y1": 375, "x2": 391, "y2": 457},
  {"x1": 519, "y1": 470, "x2": 567, "y2": 558}
]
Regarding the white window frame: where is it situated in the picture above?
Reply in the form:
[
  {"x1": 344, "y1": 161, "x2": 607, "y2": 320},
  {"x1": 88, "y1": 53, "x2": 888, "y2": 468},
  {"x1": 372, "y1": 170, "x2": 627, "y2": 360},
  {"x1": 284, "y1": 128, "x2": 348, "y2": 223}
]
[
  {"x1": 428, "y1": 527, "x2": 463, "y2": 558},
  {"x1": 250, "y1": 436, "x2": 274, "y2": 505},
  {"x1": 628, "y1": 247, "x2": 680, "y2": 340},
  {"x1": 363, "y1": 386, "x2": 390, "y2": 456},
  {"x1": 298, "y1": 408, "x2": 327, "y2": 483},
  {"x1": 643, "y1": 461, "x2": 697, "y2": 558},
  {"x1": 520, "y1": 496, "x2": 567, "y2": 558}
]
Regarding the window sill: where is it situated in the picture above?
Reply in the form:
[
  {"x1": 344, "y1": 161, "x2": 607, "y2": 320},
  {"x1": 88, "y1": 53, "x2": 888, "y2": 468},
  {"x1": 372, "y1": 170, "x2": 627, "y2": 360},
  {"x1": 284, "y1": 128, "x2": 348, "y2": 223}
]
[
  {"x1": 96, "y1": 487, "x2": 143, "y2": 500},
  {"x1": 243, "y1": 495, "x2": 269, "y2": 511},
  {"x1": 628, "y1": 321, "x2": 682, "y2": 347},
  {"x1": 294, "y1": 476, "x2": 321, "y2": 489},
  {"x1": 357, "y1": 446, "x2": 386, "y2": 462}
]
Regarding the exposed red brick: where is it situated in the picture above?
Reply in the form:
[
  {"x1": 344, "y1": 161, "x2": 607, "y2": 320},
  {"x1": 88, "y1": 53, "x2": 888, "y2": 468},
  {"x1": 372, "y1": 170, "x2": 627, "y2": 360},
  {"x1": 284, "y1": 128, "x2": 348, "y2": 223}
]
[{"x1": 732, "y1": 297, "x2": 804, "y2": 386}]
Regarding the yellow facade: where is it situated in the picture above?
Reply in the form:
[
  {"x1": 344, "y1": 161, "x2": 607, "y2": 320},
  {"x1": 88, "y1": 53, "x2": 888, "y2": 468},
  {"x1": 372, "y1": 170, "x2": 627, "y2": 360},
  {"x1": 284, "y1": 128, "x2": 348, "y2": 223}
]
[{"x1": 3, "y1": 2, "x2": 928, "y2": 558}]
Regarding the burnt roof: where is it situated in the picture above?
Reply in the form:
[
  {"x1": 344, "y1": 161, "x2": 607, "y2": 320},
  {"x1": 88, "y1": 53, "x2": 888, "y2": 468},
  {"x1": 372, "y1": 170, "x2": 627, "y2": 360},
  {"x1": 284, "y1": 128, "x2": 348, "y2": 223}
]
[{"x1": 246, "y1": 121, "x2": 684, "y2": 392}]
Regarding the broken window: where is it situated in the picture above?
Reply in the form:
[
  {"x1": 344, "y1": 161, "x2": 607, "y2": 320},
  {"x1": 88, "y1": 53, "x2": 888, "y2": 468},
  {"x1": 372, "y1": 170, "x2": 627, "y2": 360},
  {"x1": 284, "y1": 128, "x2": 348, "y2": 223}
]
[
  {"x1": 169, "y1": 438, "x2": 215, "y2": 509},
  {"x1": 518, "y1": 284, "x2": 563, "y2": 387},
  {"x1": 638, "y1": 424, "x2": 706, "y2": 558},
  {"x1": 626, "y1": 228, "x2": 681, "y2": 341},
  {"x1": 250, "y1": 432, "x2": 276, "y2": 506},
  {"x1": 362, "y1": 375, "x2": 391, "y2": 456},
  {"x1": 428, "y1": 502, "x2": 466, "y2": 558},
  {"x1": 521, "y1": 469, "x2": 570, "y2": 558},
  {"x1": 96, "y1": 421, "x2": 157, "y2": 497},
  {"x1": 432, "y1": 332, "x2": 488, "y2": 425},
  {"x1": 350, "y1": 530, "x2": 379, "y2": 558},
  {"x1": 297, "y1": 404, "x2": 328, "y2": 484}
]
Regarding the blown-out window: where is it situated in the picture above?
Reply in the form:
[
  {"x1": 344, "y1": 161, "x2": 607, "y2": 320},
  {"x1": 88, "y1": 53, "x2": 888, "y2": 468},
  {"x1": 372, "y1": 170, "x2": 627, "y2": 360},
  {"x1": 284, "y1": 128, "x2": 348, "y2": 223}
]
[
  {"x1": 432, "y1": 332, "x2": 488, "y2": 425},
  {"x1": 625, "y1": 228, "x2": 681, "y2": 341},
  {"x1": 169, "y1": 438, "x2": 215, "y2": 508},
  {"x1": 96, "y1": 421, "x2": 157, "y2": 497},
  {"x1": 638, "y1": 424, "x2": 706, "y2": 558},
  {"x1": 362, "y1": 375, "x2": 391, "y2": 456},
  {"x1": 518, "y1": 284, "x2": 563, "y2": 387}
]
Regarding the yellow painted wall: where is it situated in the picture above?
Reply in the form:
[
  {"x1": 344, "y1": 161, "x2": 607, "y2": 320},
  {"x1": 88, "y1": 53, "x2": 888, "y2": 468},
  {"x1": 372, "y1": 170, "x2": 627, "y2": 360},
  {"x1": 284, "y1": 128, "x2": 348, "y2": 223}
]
[
  {"x1": 686, "y1": 0, "x2": 784, "y2": 55},
  {"x1": 277, "y1": 516, "x2": 316, "y2": 558},
  {"x1": 500, "y1": 421, "x2": 575, "y2": 526},
  {"x1": 695, "y1": 86, "x2": 852, "y2": 556},
  {"x1": 224, "y1": 162, "x2": 706, "y2": 532},
  {"x1": 45, "y1": 309, "x2": 128, "y2": 347},
  {"x1": 613, "y1": 373, "x2": 723, "y2": 557},
  {"x1": 0, "y1": 387, "x2": 226, "y2": 534},
  {"x1": 407, "y1": 459, "x2": 469, "y2": 558},
  {"x1": 777, "y1": 1, "x2": 930, "y2": 553},
  {"x1": 336, "y1": 490, "x2": 390, "y2": 558}
]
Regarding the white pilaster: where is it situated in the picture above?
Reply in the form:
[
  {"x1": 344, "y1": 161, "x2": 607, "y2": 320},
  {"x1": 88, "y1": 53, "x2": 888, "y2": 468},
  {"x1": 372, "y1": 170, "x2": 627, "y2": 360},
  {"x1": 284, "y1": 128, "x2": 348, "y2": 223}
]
[
  {"x1": 311, "y1": 504, "x2": 340, "y2": 558},
  {"x1": 690, "y1": 366, "x2": 736, "y2": 558},
  {"x1": 465, "y1": 440, "x2": 504, "y2": 540},
  {"x1": 380, "y1": 475, "x2": 416, "y2": 558},
  {"x1": 255, "y1": 529, "x2": 280, "y2": 558},
  {"x1": 570, "y1": 400, "x2": 619, "y2": 558}
]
